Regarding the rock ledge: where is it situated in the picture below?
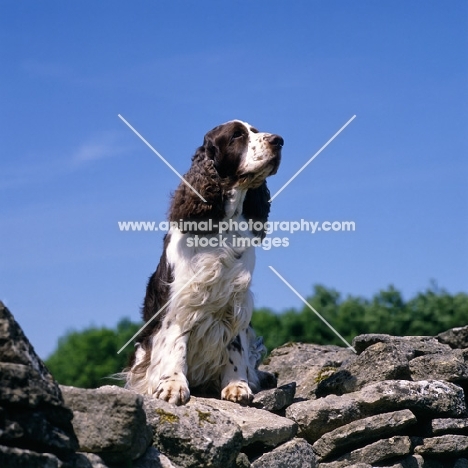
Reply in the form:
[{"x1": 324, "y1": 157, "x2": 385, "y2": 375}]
[{"x1": 2, "y1": 301, "x2": 468, "y2": 467}]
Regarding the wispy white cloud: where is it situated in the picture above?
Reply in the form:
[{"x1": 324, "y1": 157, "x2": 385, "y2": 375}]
[
  {"x1": 72, "y1": 130, "x2": 131, "y2": 163},
  {"x1": 0, "y1": 130, "x2": 134, "y2": 191}
]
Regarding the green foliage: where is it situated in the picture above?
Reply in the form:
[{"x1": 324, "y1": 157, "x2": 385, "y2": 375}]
[
  {"x1": 45, "y1": 318, "x2": 141, "y2": 388},
  {"x1": 46, "y1": 284, "x2": 468, "y2": 388},
  {"x1": 253, "y1": 284, "x2": 468, "y2": 353}
]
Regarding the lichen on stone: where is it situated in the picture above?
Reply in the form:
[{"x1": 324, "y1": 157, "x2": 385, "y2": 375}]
[
  {"x1": 315, "y1": 366, "x2": 338, "y2": 384},
  {"x1": 155, "y1": 408, "x2": 180, "y2": 424},
  {"x1": 196, "y1": 409, "x2": 215, "y2": 425}
]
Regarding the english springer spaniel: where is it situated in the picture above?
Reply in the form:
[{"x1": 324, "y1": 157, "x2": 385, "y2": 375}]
[{"x1": 126, "y1": 120, "x2": 283, "y2": 405}]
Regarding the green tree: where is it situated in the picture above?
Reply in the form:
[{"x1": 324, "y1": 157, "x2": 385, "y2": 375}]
[
  {"x1": 251, "y1": 307, "x2": 283, "y2": 351},
  {"x1": 45, "y1": 318, "x2": 141, "y2": 388},
  {"x1": 365, "y1": 285, "x2": 409, "y2": 336},
  {"x1": 406, "y1": 285, "x2": 467, "y2": 336},
  {"x1": 335, "y1": 296, "x2": 369, "y2": 339},
  {"x1": 252, "y1": 284, "x2": 468, "y2": 349},
  {"x1": 301, "y1": 285, "x2": 341, "y2": 344}
]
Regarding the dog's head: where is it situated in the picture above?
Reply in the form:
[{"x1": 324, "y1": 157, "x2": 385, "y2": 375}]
[
  {"x1": 169, "y1": 120, "x2": 283, "y2": 234},
  {"x1": 203, "y1": 120, "x2": 282, "y2": 188}
]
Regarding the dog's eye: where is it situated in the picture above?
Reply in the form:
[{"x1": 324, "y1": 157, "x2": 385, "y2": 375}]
[{"x1": 231, "y1": 130, "x2": 244, "y2": 140}]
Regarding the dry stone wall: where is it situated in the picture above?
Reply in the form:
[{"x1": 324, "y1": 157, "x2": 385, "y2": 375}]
[{"x1": 1, "y1": 301, "x2": 468, "y2": 467}]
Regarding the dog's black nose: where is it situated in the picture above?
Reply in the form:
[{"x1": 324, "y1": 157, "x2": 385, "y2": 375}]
[{"x1": 267, "y1": 134, "x2": 284, "y2": 148}]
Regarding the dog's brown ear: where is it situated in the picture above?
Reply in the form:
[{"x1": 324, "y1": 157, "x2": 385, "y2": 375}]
[
  {"x1": 168, "y1": 143, "x2": 226, "y2": 231},
  {"x1": 242, "y1": 181, "x2": 271, "y2": 239}
]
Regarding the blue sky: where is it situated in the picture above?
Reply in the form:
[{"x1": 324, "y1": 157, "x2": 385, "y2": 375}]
[{"x1": 1, "y1": 1, "x2": 467, "y2": 359}]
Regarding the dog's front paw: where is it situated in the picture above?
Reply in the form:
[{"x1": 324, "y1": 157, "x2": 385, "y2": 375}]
[
  {"x1": 155, "y1": 374, "x2": 190, "y2": 405},
  {"x1": 221, "y1": 380, "x2": 253, "y2": 405}
]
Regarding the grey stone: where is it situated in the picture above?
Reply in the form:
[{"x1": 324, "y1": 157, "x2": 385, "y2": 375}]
[
  {"x1": 0, "y1": 393, "x2": 79, "y2": 456},
  {"x1": 235, "y1": 452, "x2": 251, "y2": 468},
  {"x1": 0, "y1": 304, "x2": 78, "y2": 458},
  {"x1": 334, "y1": 465, "x2": 371, "y2": 468},
  {"x1": 61, "y1": 385, "x2": 152, "y2": 464},
  {"x1": 431, "y1": 418, "x2": 468, "y2": 435},
  {"x1": 286, "y1": 380, "x2": 467, "y2": 442},
  {"x1": 70, "y1": 455, "x2": 94, "y2": 468},
  {"x1": 438, "y1": 326, "x2": 468, "y2": 349},
  {"x1": 133, "y1": 447, "x2": 181, "y2": 468},
  {"x1": 0, "y1": 361, "x2": 68, "y2": 408},
  {"x1": 0, "y1": 302, "x2": 54, "y2": 370},
  {"x1": 0, "y1": 437, "x2": 90, "y2": 468},
  {"x1": 251, "y1": 438, "x2": 316, "y2": 467},
  {"x1": 312, "y1": 409, "x2": 417, "y2": 460},
  {"x1": 414, "y1": 434, "x2": 468, "y2": 456},
  {"x1": 352, "y1": 334, "x2": 453, "y2": 356},
  {"x1": 455, "y1": 459, "x2": 468, "y2": 468},
  {"x1": 252, "y1": 382, "x2": 296, "y2": 412},
  {"x1": 316, "y1": 342, "x2": 411, "y2": 397},
  {"x1": 78, "y1": 453, "x2": 109, "y2": 468},
  {"x1": 319, "y1": 436, "x2": 412, "y2": 468},
  {"x1": 382, "y1": 454, "x2": 425, "y2": 468},
  {"x1": 282, "y1": 365, "x2": 332, "y2": 401},
  {"x1": 263, "y1": 342, "x2": 354, "y2": 371},
  {"x1": 0, "y1": 444, "x2": 63, "y2": 468},
  {"x1": 145, "y1": 396, "x2": 243, "y2": 468},
  {"x1": 260, "y1": 342, "x2": 355, "y2": 400},
  {"x1": 409, "y1": 351, "x2": 468, "y2": 383},
  {"x1": 189, "y1": 396, "x2": 297, "y2": 449},
  {"x1": 0, "y1": 302, "x2": 66, "y2": 410}
]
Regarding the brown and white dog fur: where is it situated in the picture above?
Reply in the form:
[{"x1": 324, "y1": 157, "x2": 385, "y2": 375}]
[{"x1": 125, "y1": 120, "x2": 283, "y2": 405}]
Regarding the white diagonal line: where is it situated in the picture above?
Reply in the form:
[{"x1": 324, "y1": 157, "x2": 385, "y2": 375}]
[
  {"x1": 269, "y1": 115, "x2": 356, "y2": 202},
  {"x1": 269, "y1": 266, "x2": 356, "y2": 353},
  {"x1": 118, "y1": 114, "x2": 207, "y2": 203},
  {"x1": 117, "y1": 267, "x2": 205, "y2": 354}
]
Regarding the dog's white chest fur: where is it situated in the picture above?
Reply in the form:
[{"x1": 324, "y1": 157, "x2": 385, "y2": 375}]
[{"x1": 165, "y1": 218, "x2": 256, "y2": 386}]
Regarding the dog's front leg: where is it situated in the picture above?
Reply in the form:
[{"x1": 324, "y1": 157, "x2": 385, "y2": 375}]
[
  {"x1": 149, "y1": 322, "x2": 190, "y2": 405},
  {"x1": 221, "y1": 331, "x2": 254, "y2": 405}
]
